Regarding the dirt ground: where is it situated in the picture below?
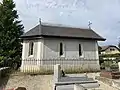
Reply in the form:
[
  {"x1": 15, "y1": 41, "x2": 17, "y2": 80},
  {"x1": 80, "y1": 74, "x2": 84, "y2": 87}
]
[
  {"x1": 0, "y1": 73, "x2": 119, "y2": 90},
  {"x1": 1, "y1": 75, "x2": 53, "y2": 90}
]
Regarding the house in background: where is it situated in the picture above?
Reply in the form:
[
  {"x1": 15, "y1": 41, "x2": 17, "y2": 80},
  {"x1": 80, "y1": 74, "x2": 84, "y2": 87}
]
[
  {"x1": 100, "y1": 45, "x2": 120, "y2": 60},
  {"x1": 20, "y1": 22, "x2": 105, "y2": 71},
  {"x1": 100, "y1": 45, "x2": 120, "y2": 55}
]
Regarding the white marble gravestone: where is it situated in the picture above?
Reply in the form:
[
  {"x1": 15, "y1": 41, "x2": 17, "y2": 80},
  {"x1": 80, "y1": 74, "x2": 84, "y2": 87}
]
[
  {"x1": 54, "y1": 64, "x2": 61, "y2": 82},
  {"x1": 53, "y1": 64, "x2": 99, "y2": 90}
]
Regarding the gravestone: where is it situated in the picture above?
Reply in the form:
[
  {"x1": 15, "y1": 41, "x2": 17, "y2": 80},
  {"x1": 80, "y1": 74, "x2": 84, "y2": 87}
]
[
  {"x1": 74, "y1": 84, "x2": 85, "y2": 90},
  {"x1": 53, "y1": 64, "x2": 100, "y2": 90},
  {"x1": 54, "y1": 64, "x2": 61, "y2": 82}
]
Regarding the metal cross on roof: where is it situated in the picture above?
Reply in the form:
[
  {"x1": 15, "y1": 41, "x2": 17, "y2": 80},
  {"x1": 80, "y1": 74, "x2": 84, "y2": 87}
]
[
  {"x1": 88, "y1": 21, "x2": 92, "y2": 29},
  {"x1": 39, "y1": 18, "x2": 41, "y2": 24}
]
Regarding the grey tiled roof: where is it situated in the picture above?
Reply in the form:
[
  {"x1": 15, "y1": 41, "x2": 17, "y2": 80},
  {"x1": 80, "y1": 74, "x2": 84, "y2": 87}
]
[{"x1": 21, "y1": 23, "x2": 106, "y2": 41}]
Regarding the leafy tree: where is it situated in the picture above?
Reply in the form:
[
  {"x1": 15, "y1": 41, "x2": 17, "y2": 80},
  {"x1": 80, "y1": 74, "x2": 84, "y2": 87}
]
[{"x1": 0, "y1": 0, "x2": 24, "y2": 67}]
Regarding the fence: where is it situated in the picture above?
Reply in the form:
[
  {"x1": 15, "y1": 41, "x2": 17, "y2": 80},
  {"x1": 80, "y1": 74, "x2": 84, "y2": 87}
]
[
  {"x1": 0, "y1": 59, "x2": 100, "y2": 75},
  {"x1": 22, "y1": 58, "x2": 98, "y2": 65},
  {"x1": 20, "y1": 59, "x2": 100, "y2": 74},
  {"x1": 1, "y1": 58, "x2": 120, "y2": 75}
]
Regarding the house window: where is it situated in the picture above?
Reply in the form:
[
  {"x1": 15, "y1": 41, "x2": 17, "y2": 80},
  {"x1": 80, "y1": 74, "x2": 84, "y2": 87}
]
[
  {"x1": 59, "y1": 43, "x2": 64, "y2": 56},
  {"x1": 29, "y1": 42, "x2": 34, "y2": 56},
  {"x1": 110, "y1": 49, "x2": 115, "y2": 51},
  {"x1": 79, "y1": 44, "x2": 82, "y2": 56}
]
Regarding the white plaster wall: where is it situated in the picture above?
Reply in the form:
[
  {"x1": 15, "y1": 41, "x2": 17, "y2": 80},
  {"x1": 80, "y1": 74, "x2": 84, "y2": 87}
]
[
  {"x1": 43, "y1": 38, "x2": 98, "y2": 60},
  {"x1": 22, "y1": 39, "x2": 41, "y2": 60},
  {"x1": 21, "y1": 38, "x2": 100, "y2": 71},
  {"x1": 37, "y1": 39, "x2": 44, "y2": 59},
  {"x1": 22, "y1": 38, "x2": 98, "y2": 60}
]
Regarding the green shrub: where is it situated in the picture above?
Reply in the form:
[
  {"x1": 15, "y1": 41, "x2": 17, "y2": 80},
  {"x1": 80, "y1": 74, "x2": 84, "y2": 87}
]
[
  {"x1": 0, "y1": 55, "x2": 21, "y2": 70},
  {"x1": 100, "y1": 60, "x2": 118, "y2": 71}
]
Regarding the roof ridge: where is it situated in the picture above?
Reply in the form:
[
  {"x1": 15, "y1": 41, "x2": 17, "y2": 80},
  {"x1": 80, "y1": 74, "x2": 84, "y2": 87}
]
[{"x1": 41, "y1": 22, "x2": 89, "y2": 30}]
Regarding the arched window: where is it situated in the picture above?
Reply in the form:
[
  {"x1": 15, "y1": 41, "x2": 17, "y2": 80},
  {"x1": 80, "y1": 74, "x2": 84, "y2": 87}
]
[
  {"x1": 79, "y1": 44, "x2": 82, "y2": 56},
  {"x1": 29, "y1": 42, "x2": 34, "y2": 56},
  {"x1": 59, "y1": 43, "x2": 63, "y2": 56}
]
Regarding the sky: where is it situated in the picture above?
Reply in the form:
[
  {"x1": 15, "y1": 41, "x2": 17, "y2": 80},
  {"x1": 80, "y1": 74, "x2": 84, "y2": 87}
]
[{"x1": 6, "y1": 0, "x2": 120, "y2": 45}]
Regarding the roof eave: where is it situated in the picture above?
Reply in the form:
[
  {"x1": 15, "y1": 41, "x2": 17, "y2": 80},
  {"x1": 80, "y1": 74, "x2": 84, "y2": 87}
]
[
  {"x1": 42, "y1": 35, "x2": 106, "y2": 41},
  {"x1": 20, "y1": 35, "x2": 43, "y2": 39},
  {"x1": 20, "y1": 35, "x2": 106, "y2": 41},
  {"x1": 97, "y1": 38, "x2": 106, "y2": 41}
]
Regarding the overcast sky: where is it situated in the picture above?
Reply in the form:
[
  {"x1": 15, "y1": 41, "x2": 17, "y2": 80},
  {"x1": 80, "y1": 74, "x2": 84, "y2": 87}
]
[{"x1": 10, "y1": 0, "x2": 120, "y2": 45}]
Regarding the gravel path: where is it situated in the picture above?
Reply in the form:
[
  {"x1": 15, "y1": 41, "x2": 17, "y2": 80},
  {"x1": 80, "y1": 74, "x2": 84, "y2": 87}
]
[{"x1": 2, "y1": 75, "x2": 53, "y2": 90}]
